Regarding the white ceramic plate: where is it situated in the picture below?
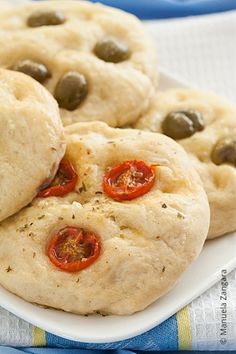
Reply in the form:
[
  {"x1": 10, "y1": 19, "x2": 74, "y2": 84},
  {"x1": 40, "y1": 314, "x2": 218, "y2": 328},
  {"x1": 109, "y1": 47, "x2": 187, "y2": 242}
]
[{"x1": 0, "y1": 71, "x2": 236, "y2": 344}]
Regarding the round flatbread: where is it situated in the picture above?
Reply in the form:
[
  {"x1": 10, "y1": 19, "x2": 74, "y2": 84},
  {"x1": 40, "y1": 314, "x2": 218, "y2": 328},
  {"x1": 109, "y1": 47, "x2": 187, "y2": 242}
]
[
  {"x1": 0, "y1": 68, "x2": 65, "y2": 222},
  {"x1": 135, "y1": 88, "x2": 236, "y2": 239},
  {"x1": 0, "y1": 122, "x2": 209, "y2": 315},
  {"x1": 0, "y1": 0, "x2": 158, "y2": 127}
]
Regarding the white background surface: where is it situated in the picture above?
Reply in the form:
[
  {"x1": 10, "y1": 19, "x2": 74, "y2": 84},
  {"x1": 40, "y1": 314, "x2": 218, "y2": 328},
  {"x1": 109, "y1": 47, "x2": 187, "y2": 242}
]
[{"x1": 146, "y1": 11, "x2": 236, "y2": 103}]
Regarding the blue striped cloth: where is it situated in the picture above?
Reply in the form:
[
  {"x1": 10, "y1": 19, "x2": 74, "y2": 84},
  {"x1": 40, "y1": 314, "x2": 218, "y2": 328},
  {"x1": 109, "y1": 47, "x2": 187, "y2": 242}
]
[
  {"x1": 89, "y1": 0, "x2": 236, "y2": 19},
  {"x1": 44, "y1": 314, "x2": 178, "y2": 350},
  {"x1": 0, "y1": 312, "x2": 183, "y2": 352}
]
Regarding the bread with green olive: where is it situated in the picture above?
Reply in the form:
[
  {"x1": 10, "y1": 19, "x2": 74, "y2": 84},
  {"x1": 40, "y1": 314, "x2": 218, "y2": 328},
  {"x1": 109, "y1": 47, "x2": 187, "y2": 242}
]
[
  {"x1": 135, "y1": 88, "x2": 236, "y2": 239},
  {"x1": 0, "y1": 0, "x2": 158, "y2": 127}
]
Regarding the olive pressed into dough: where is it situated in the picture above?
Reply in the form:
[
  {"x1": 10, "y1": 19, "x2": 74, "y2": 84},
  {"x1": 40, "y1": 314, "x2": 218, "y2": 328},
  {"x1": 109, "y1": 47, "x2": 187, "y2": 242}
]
[
  {"x1": 211, "y1": 138, "x2": 236, "y2": 166},
  {"x1": 12, "y1": 60, "x2": 51, "y2": 84},
  {"x1": 54, "y1": 72, "x2": 88, "y2": 111},
  {"x1": 162, "y1": 110, "x2": 204, "y2": 140},
  {"x1": 94, "y1": 38, "x2": 130, "y2": 63},
  {"x1": 27, "y1": 10, "x2": 65, "y2": 27}
]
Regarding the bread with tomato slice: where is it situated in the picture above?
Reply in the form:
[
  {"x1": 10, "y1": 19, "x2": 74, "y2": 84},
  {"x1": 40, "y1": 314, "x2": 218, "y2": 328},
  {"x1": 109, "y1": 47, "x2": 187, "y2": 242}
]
[
  {"x1": 0, "y1": 69, "x2": 65, "y2": 222},
  {"x1": 0, "y1": 122, "x2": 209, "y2": 315}
]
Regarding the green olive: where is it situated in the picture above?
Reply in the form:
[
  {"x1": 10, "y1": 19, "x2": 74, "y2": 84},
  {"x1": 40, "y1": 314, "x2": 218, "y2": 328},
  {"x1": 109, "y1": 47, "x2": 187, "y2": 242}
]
[
  {"x1": 12, "y1": 60, "x2": 51, "y2": 83},
  {"x1": 211, "y1": 138, "x2": 236, "y2": 166},
  {"x1": 162, "y1": 110, "x2": 204, "y2": 140},
  {"x1": 162, "y1": 111, "x2": 195, "y2": 139},
  {"x1": 183, "y1": 110, "x2": 204, "y2": 132},
  {"x1": 27, "y1": 10, "x2": 65, "y2": 27},
  {"x1": 94, "y1": 38, "x2": 130, "y2": 63},
  {"x1": 54, "y1": 72, "x2": 88, "y2": 111}
]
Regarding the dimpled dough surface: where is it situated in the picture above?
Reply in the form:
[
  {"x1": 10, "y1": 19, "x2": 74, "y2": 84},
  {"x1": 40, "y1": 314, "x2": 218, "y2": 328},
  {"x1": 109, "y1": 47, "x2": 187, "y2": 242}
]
[
  {"x1": 135, "y1": 89, "x2": 236, "y2": 239},
  {"x1": 0, "y1": 1, "x2": 158, "y2": 127},
  {"x1": 0, "y1": 122, "x2": 209, "y2": 315},
  {"x1": 0, "y1": 69, "x2": 65, "y2": 222}
]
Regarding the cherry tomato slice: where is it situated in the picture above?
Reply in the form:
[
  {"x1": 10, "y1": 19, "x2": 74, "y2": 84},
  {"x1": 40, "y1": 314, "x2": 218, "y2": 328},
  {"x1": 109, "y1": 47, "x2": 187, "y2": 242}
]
[
  {"x1": 48, "y1": 226, "x2": 101, "y2": 272},
  {"x1": 103, "y1": 160, "x2": 155, "y2": 201},
  {"x1": 38, "y1": 159, "x2": 78, "y2": 198}
]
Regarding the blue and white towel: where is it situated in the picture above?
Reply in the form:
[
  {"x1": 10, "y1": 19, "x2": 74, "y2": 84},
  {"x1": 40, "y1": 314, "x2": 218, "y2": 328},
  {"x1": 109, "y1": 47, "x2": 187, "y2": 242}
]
[{"x1": 89, "y1": 0, "x2": 236, "y2": 19}]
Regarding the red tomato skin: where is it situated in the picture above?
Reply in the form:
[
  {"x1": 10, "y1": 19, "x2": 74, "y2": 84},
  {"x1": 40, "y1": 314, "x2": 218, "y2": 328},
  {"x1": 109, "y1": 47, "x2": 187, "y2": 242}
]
[
  {"x1": 47, "y1": 227, "x2": 101, "y2": 273},
  {"x1": 38, "y1": 159, "x2": 78, "y2": 198},
  {"x1": 103, "y1": 160, "x2": 155, "y2": 201}
]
